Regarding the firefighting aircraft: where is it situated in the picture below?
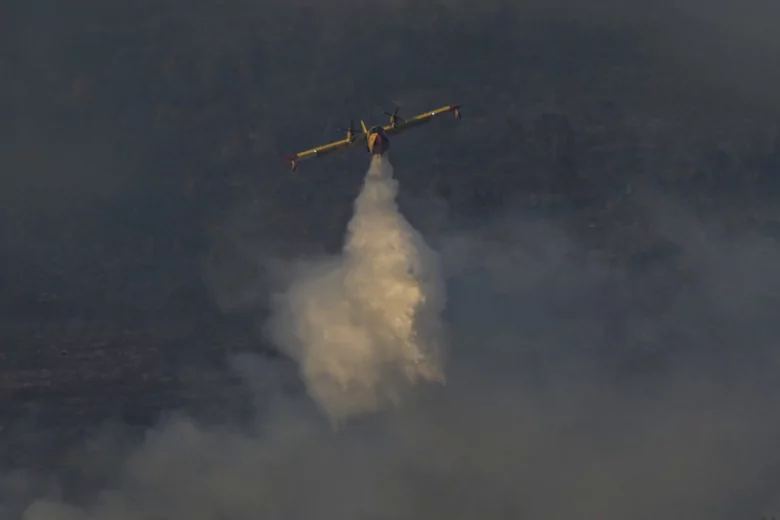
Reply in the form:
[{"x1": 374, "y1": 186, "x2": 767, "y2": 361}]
[{"x1": 283, "y1": 104, "x2": 462, "y2": 170}]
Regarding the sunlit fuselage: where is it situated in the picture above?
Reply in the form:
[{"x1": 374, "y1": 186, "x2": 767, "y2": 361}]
[{"x1": 367, "y1": 127, "x2": 390, "y2": 155}]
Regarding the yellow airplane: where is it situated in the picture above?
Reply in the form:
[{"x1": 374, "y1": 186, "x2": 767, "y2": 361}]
[{"x1": 283, "y1": 104, "x2": 462, "y2": 170}]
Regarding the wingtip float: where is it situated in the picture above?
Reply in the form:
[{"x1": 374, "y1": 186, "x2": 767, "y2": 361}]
[{"x1": 284, "y1": 104, "x2": 462, "y2": 171}]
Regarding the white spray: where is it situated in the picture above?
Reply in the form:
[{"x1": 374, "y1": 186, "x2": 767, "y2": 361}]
[{"x1": 268, "y1": 155, "x2": 447, "y2": 425}]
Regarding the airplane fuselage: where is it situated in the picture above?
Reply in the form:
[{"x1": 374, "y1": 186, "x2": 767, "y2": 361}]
[{"x1": 366, "y1": 126, "x2": 390, "y2": 155}]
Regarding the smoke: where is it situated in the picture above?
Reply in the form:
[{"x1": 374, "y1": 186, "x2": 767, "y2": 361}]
[
  {"x1": 9, "y1": 185, "x2": 780, "y2": 520},
  {"x1": 266, "y1": 155, "x2": 447, "y2": 425},
  {"x1": 7, "y1": 1, "x2": 780, "y2": 518}
]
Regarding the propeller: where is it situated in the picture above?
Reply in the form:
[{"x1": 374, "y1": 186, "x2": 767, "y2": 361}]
[
  {"x1": 384, "y1": 107, "x2": 405, "y2": 126},
  {"x1": 337, "y1": 120, "x2": 359, "y2": 141}
]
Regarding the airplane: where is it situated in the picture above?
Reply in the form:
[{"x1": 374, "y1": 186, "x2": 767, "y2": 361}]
[{"x1": 283, "y1": 104, "x2": 462, "y2": 171}]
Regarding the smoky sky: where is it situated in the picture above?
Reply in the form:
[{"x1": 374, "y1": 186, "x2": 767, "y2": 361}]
[
  {"x1": 3, "y1": 0, "x2": 780, "y2": 519},
  {"x1": 3, "y1": 0, "x2": 777, "y2": 220}
]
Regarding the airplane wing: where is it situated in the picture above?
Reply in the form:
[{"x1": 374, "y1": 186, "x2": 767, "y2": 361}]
[
  {"x1": 382, "y1": 104, "x2": 461, "y2": 136},
  {"x1": 284, "y1": 132, "x2": 367, "y2": 169}
]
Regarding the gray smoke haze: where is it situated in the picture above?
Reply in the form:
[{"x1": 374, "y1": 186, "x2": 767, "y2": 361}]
[
  {"x1": 7, "y1": 157, "x2": 780, "y2": 519},
  {"x1": 5, "y1": 0, "x2": 780, "y2": 519}
]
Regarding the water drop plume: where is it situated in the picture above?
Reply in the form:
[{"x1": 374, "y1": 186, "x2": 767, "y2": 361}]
[{"x1": 268, "y1": 155, "x2": 447, "y2": 426}]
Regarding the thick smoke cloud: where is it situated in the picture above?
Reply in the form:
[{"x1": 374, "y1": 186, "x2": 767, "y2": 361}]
[{"x1": 9, "y1": 159, "x2": 780, "y2": 519}]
